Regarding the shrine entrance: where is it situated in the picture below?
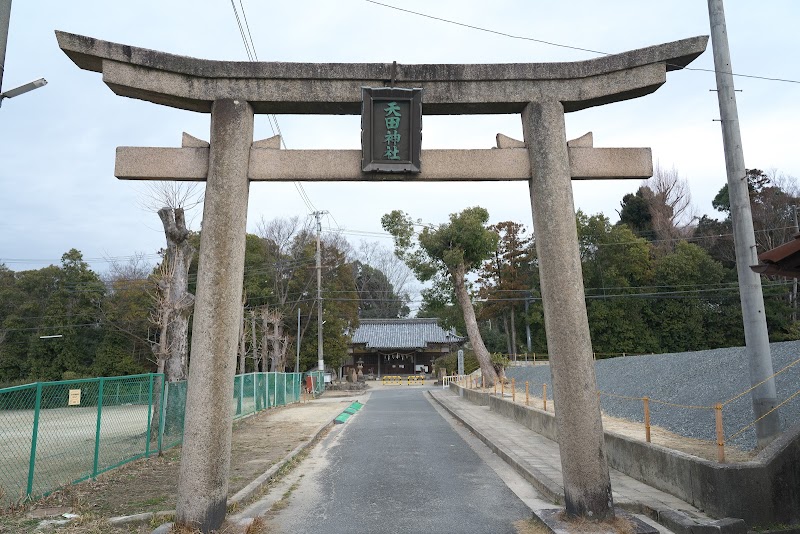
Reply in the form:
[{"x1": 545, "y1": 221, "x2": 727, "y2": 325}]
[{"x1": 57, "y1": 30, "x2": 707, "y2": 531}]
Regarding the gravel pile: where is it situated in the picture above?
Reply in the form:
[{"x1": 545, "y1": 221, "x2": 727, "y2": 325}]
[{"x1": 504, "y1": 340, "x2": 800, "y2": 450}]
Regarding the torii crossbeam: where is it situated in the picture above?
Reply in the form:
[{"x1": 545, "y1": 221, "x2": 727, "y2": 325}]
[{"x1": 57, "y1": 30, "x2": 707, "y2": 531}]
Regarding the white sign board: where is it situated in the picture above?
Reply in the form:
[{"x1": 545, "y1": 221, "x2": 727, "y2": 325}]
[{"x1": 68, "y1": 389, "x2": 81, "y2": 406}]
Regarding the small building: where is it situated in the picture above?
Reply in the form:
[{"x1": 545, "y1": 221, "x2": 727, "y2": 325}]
[
  {"x1": 346, "y1": 318, "x2": 464, "y2": 377},
  {"x1": 751, "y1": 234, "x2": 800, "y2": 277}
]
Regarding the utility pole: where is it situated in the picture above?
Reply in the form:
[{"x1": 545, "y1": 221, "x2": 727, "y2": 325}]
[
  {"x1": 793, "y1": 205, "x2": 798, "y2": 323},
  {"x1": 313, "y1": 210, "x2": 328, "y2": 372},
  {"x1": 295, "y1": 307, "x2": 301, "y2": 373},
  {"x1": 708, "y1": 0, "x2": 780, "y2": 446},
  {"x1": 0, "y1": 0, "x2": 46, "y2": 107},
  {"x1": 0, "y1": 0, "x2": 10, "y2": 93}
]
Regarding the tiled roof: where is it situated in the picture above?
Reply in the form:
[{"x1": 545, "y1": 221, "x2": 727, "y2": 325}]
[{"x1": 351, "y1": 318, "x2": 464, "y2": 349}]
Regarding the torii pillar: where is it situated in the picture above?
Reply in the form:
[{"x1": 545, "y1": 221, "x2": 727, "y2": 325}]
[{"x1": 57, "y1": 30, "x2": 707, "y2": 529}]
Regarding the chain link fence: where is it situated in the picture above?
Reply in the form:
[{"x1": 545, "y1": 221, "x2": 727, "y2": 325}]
[{"x1": 0, "y1": 370, "x2": 320, "y2": 509}]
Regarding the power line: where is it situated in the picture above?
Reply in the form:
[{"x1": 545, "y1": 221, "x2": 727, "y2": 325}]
[
  {"x1": 227, "y1": 0, "x2": 318, "y2": 213},
  {"x1": 363, "y1": 0, "x2": 800, "y2": 85}
]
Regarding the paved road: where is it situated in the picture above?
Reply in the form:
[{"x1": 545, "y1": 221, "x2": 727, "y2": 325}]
[{"x1": 268, "y1": 387, "x2": 532, "y2": 534}]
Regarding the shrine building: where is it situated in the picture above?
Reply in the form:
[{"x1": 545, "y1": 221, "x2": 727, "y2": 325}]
[{"x1": 346, "y1": 318, "x2": 464, "y2": 377}]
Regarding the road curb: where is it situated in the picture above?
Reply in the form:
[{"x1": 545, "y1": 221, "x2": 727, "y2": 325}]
[
  {"x1": 228, "y1": 418, "x2": 334, "y2": 506},
  {"x1": 428, "y1": 390, "x2": 748, "y2": 534},
  {"x1": 428, "y1": 390, "x2": 564, "y2": 505}
]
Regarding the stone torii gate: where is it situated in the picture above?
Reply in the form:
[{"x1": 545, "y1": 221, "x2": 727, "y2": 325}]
[{"x1": 57, "y1": 31, "x2": 707, "y2": 531}]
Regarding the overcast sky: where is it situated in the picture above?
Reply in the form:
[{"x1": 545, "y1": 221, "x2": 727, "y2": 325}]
[{"x1": 1, "y1": 1, "x2": 799, "y2": 274}]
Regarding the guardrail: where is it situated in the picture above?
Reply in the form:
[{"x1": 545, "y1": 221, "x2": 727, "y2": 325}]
[{"x1": 442, "y1": 375, "x2": 466, "y2": 388}]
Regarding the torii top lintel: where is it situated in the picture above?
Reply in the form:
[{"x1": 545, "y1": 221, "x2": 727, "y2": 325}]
[{"x1": 55, "y1": 31, "x2": 707, "y2": 115}]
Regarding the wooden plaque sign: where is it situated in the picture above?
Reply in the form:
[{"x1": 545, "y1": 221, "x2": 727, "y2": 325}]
[{"x1": 361, "y1": 87, "x2": 422, "y2": 173}]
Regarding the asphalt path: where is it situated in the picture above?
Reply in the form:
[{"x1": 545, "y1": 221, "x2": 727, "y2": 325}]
[{"x1": 269, "y1": 386, "x2": 532, "y2": 534}]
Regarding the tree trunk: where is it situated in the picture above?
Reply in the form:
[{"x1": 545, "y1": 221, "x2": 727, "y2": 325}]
[
  {"x1": 157, "y1": 208, "x2": 194, "y2": 437},
  {"x1": 261, "y1": 307, "x2": 272, "y2": 372},
  {"x1": 502, "y1": 312, "x2": 512, "y2": 356},
  {"x1": 157, "y1": 207, "x2": 194, "y2": 381},
  {"x1": 451, "y1": 262, "x2": 498, "y2": 385}
]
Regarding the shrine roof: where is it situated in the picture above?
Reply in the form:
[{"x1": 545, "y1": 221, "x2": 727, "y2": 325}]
[{"x1": 351, "y1": 318, "x2": 464, "y2": 350}]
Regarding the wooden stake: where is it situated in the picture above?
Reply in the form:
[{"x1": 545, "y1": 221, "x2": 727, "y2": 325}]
[
  {"x1": 512, "y1": 378, "x2": 516, "y2": 402},
  {"x1": 543, "y1": 384, "x2": 547, "y2": 411},
  {"x1": 643, "y1": 397, "x2": 651, "y2": 443},
  {"x1": 525, "y1": 381, "x2": 529, "y2": 406}
]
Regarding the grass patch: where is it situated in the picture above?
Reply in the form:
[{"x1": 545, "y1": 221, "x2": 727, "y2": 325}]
[
  {"x1": 515, "y1": 518, "x2": 550, "y2": 534},
  {"x1": 557, "y1": 511, "x2": 636, "y2": 534}
]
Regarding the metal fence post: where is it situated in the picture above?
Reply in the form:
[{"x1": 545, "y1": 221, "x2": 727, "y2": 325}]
[
  {"x1": 26, "y1": 382, "x2": 43, "y2": 497},
  {"x1": 145, "y1": 374, "x2": 155, "y2": 457},
  {"x1": 93, "y1": 378, "x2": 105, "y2": 478}
]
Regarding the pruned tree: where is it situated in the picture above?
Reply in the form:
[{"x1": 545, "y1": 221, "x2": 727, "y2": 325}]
[
  {"x1": 382, "y1": 207, "x2": 502, "y2": 385},
  {"x1": 156, "y1": 207, "x2": 195, "y2": 382},
  {"x1": 139, "y1": 182, "x2": 199, "y2": 443},
  {"x1": 260, "y1": 307, "x2": 288, "y2": 372}
]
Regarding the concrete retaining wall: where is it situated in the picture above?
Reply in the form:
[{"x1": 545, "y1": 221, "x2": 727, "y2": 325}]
[
  {"x1": 487, "y1": 394, "x2": 558, "y2": 442},
  {"x1": 452, "y1": 384, "x2": 800, "y2": 526},
  {"x1": 449, "y1": 382, "x2": 490, "y2": 406}
]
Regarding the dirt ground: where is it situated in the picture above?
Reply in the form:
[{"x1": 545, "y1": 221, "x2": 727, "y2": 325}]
[
  {"x1": 498, "y1": 382, "x2": 756, "y2": 463},
  {"x1": 0, "y1": 396, "x2": 354, "y2": 534}
]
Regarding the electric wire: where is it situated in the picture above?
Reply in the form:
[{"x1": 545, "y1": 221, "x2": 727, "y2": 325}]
[
  {"x1": 363, "y1": 0, "x2": 800, "y2": 85},
  {"x1": 228, "y1": 0, "x2": 318, "y2": 213}
]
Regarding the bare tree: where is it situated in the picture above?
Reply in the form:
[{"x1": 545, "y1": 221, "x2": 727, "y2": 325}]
[
  {"x1": 256, "y1": 215, "x2": 316, "y2": 306},
  {"x1": 138, "y1": 182, "x2": 200, "y2": 441},
  {"x1": 356, "y1": 241, "x2": 417, "y2": 309},
  {"x1": 642, "y1": 163, "x2": 695, "y2": 247}
]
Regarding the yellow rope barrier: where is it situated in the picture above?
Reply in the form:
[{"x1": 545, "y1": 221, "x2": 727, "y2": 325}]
[
  {"x1": 722, "y1": 355, "x2": 800, "y2": 406},
  {"x1": 727, "y1": 387, "x2": 800, "y2": 442},
  {"x1": 598, "y1": 390, "x2": 712, "y2": 410}
]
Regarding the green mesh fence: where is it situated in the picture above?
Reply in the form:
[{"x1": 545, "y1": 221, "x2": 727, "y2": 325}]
[
  {"x1": 0, "y1": 374, "x2": 158, "y2": 510},
  {"x1": 0, "y1": 371, "x2": 311, "y2": 510}
]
